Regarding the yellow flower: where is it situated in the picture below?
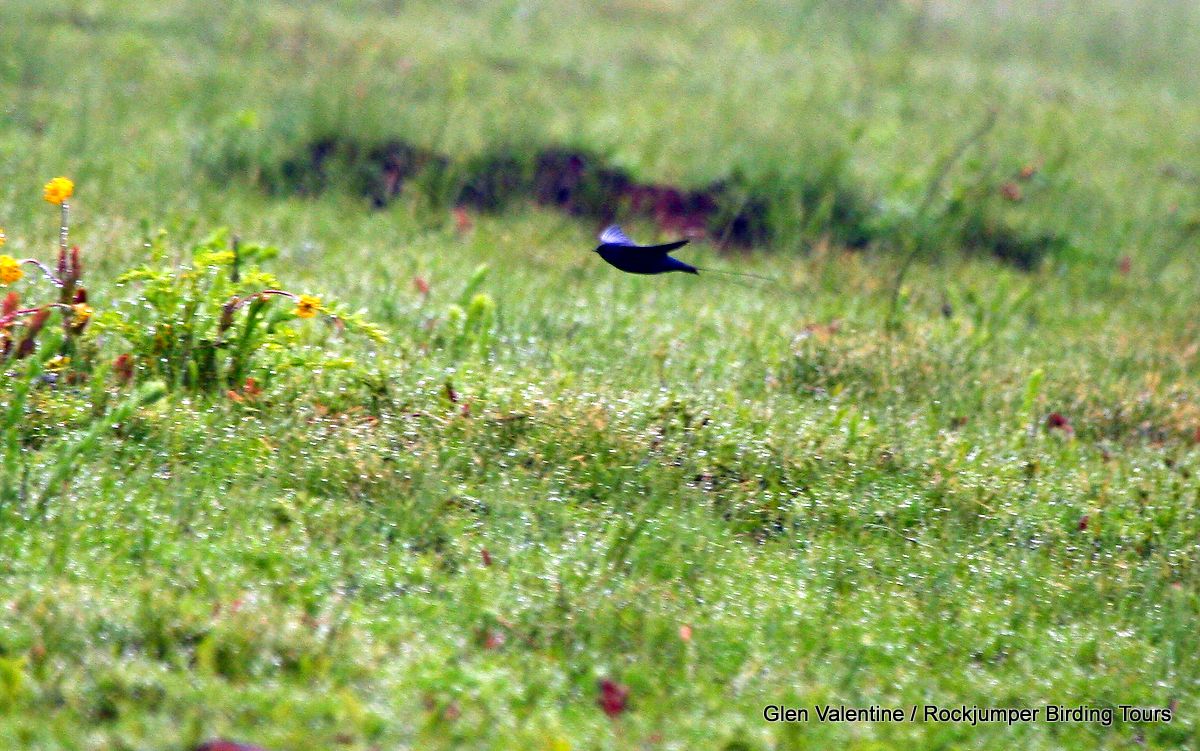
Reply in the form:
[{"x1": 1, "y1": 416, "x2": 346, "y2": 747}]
[
  {"x1": 0, "y1": 255, "x2": 22, "y2": 285},
  {"x1": 46, "y1": 355, "x2": 70, "y2": 371},
  {"x1": 0, "y1": 227, "x2": 6, "y2": 247},
  {"x1": 295, "y1": 294, "x2": 321, "y2": 319},
  {"x1": 72, "y1": 303, "x2": 93, "y2": 324},
  {"x1": 43, "y1": 177, "x2": 75, "y2": 205}
]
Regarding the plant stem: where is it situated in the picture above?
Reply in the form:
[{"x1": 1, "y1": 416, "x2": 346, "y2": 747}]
[
  {"x1": 885, "y1": 108, "x2": 998, "y2": 331},
  {"x1": 60, "y1": 202, "x2": 70, "y2": 255},
  {"x1": 21, "y1": 259, "x2": 64, "y2": 287}
]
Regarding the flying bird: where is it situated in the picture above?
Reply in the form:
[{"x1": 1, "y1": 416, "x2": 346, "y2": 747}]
[
  {"x1": 593, "y1": 225, "x2": 777, "y2": 283},
  {"x1": 594, "y1": 224, "x2": 697, "y2": 275}
]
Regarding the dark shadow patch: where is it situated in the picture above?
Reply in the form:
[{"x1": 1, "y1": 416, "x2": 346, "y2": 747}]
[
  {"x1": 276, "y1": 137, "x2": 340, "y2": 196},
  {"x1": 455, "y1": 152, "x2": 531, "y2": 211},
  {"x1": 958, "y1": 212, "x2": 1066, "y2": 270},
  {"x1": 362, "y1": 140, "x2": 451, "y2": 208},
  {"x1": 235, "y1": 134, "x2": 1063, "y2": 266}
]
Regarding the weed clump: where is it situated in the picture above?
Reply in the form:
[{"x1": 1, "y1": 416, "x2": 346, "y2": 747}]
[{"x1": 0, "y1": 177, "x2": 383, "y2": 394}]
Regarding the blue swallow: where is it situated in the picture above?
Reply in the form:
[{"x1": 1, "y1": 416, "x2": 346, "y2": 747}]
[{"x1": 594, "y1": 225, "x2": 697, "y2": 275}]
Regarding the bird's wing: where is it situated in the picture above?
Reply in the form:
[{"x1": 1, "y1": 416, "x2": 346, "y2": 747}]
[
  {"x1": 599, "y1": 224, "x2": 689, "y2": 252},
  {"x1": 599, "y1": 224, "x2": 637, "y2": 246},
  {"x1": 637, "y1": 240, "x2": 690, "y2": 252}
]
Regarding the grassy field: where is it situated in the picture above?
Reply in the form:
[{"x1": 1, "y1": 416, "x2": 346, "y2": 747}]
[{"x1": 1, "y1": 1, "x2": 1199, "y2": 749}]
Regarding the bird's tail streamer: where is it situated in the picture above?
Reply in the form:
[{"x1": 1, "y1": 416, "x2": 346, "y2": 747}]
[{"x1": 692, "y1": 265, "x2": 783, "y2": 287}]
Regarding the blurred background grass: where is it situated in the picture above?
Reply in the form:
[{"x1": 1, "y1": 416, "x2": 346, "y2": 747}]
[
  {"x1": 3, "y1": 0, "x2": 1200, "y2": 270},
  {"x1": 1, "y1": 2, "x2": 1200, "y2": 750}
]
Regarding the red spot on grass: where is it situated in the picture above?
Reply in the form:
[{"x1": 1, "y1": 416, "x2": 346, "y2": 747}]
[
  {"x1": 113, "y1": 353, "x2": 134, "y2": 384},
  {"x1": 1000, "y1": 182, "x2": 1023, "y2": 202},
  {"x1": 598, "y1": 678, "x2": 630, "y2": 717},
  {"x1": 482, "y1": 629, "x2": 506, "y2": 650},
  {"x1": 228, "y1": 378, "x2": 263, "y2": 403},
  {"x1": 453, "y1": 207, "x2": 473, "y2": 234},
  {"x1": 414, "y1": 276, "x2": 431, "y2": 296},
  {"x1": 1077, "y1": 514, "x2": 1089, "y2": 531},
  {"x1": 1118, "y1": 256, "x2": 1132, "y2": 275},
  {"x1": 1046, "y1": 412, "x2": 1073, "y2": 434},
  {"x1": 481, "y1": 548, "x2": 492, "y2": 567},
  {"x1": 679, "y1": 624, "x2": 693, "y2": 642}
]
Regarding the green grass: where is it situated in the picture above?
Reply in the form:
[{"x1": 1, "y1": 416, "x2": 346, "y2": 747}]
[{"x1": 1, "y1": 1, "x2": 1199, "y2": 749}]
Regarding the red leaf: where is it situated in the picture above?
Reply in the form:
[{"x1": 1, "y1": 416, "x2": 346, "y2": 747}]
[
  {"x1": 15, "y1": 308, "x2": 50, "y2": 359},
  {"x1": 597, "y1": 678, "x2": 630, "y2": 717}
]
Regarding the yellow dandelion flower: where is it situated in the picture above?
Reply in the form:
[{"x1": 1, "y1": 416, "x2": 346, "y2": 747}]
[
  {"x1": 72, "y1": 303, "x2": 93, "y2": 324},
  {"x1": 295, "y1": 294, "x2": 321, "y2": 319},
  {"x1": 43, "y1": 177, "x2": 75, "y2": 205},
  {"x1": 0, "y1": 255, "x2": 22, "y2": 285},
  {"x1": 46, "y1": 355, "x2": 70, "y2": 371}
]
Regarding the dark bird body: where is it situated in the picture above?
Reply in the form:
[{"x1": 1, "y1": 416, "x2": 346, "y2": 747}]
[{"x1": 594, "y1": 225, "x2": 697, "y2": 275}]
